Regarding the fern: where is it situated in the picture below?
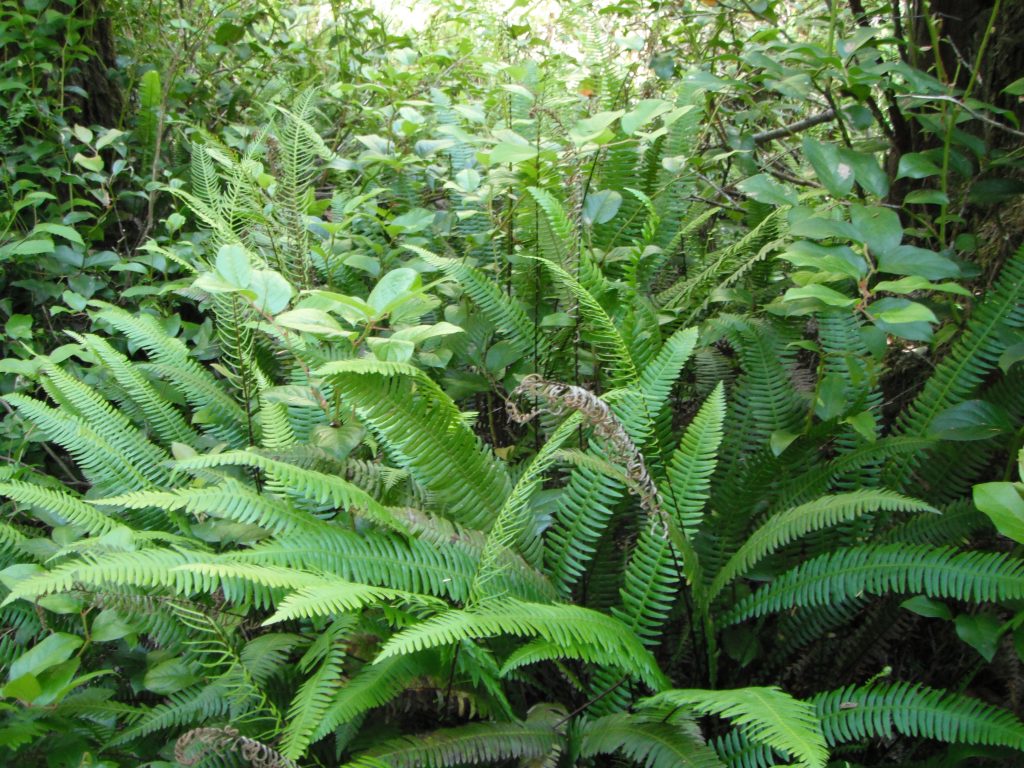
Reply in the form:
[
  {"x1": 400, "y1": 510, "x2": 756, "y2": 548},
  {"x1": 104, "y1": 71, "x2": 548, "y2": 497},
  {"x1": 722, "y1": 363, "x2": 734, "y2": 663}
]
[
  {"x1": 280, "y1": 618, "x2": 351, "y2": 758},
  {"x1": 890, "y1": 244, "x2": 1024, "y2": 490},
  {"x1": 813, "y1": 681, "x2": 1024, "y2": 751},
  {"x1": 376, "y1": 599, "x2": 668, "y2": 690},
  {"x1": 640, "y1": 687, "x2": 828, "y2": 768},
  {"x1": 666, "y1": 381, "x2": 725, "y2": 537},
  {"x1": 411, "y1": 246, "x2": 551, "y2": 361},
  {"x1": 724, "y1": 544, "x2": 1024, "y2": 625},
  {"x1": 581, "y1": 712, "x2": 725, "y2": 768},
  {"x1": 341, "y1": 706, "x2": 563, "y2": 768},
  {"x1": 707, "y1": 490, "x2": 937, "y2": 601},
  {"x1": 320, "y1": 360, "x2": 511, "y2": 529}
]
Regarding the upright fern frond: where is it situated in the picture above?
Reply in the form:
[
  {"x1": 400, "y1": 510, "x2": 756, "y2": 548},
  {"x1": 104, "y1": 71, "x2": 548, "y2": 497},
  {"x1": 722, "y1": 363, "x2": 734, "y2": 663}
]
[
  {"x1": 890, "y1": 245, "x2": 1024, "y2": 491},
  {"x1": 280, "y1": 618, "x2": 352, "y2": 759},
  {"x1": 666, "y1": 382, "x2": 725, "y2": 536}
]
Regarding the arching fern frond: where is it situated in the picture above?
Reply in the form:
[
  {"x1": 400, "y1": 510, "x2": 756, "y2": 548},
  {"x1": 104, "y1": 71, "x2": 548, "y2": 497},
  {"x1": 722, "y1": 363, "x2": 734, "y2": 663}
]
[
  {"x1": 0, "y1": 481, "x2": 122, "y2": 536},
  {"x1": 814, "y1": 681, "x2": 1024, "y2": 752},
  {"x1": 724, "y1": 544, "x2": 1024, "y2": 625},
  {"x1": 640, "y1": 687, "x2": 827, "y2": 768},
  {"x1": 319, "y1": 361, "x2": 511, "y2": 530},
  {"x1": 341, "y1": 705, "x2": 564, "y2": 768},
  {"x1": 581, "y1": 712, "x2": 725, "y2": 768},
  {"x1": 172, "y1": 450, "x2": 410, "y2": 534},
  {"x1": 708, "y1": 490, "x2": 937, "y2": 601},
  {"x1": 376, "y1": 600, "x2": 668, "y2": 691}
]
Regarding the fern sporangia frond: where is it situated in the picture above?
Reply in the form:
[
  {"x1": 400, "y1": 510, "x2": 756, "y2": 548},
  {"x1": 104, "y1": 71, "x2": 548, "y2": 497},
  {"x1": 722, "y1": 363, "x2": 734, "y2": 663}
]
[
  {"x1": 707, "y1": 490, "x2": 938, "y2": 602},
  {"x1": 640, "y1": 687, "x2": 828, "y2": 768},
  {"x1": 723, "y1": 544, "x2": 1024, "y2": 625},
  {"x1": 581, "y1": 712, "x2": 725, "y2": 768},
  {"x1": 542, "y1": 341, "x2": 698, "y2": 595},
  {"x1": 319, "y1": 360, "x2": 512, "y2": 530},
  {"x1": 175, "y1": 725, "x2": 297, "y2": 768},
  {"x1": 341, "y1": 704, "x2": 564, "y2": 768},
  {"x1": 271, "y1": 92, "x2": 330, "y2": 288},
  {"x1": 376, "y1": 599, "x2": 669, "y2": 691}
]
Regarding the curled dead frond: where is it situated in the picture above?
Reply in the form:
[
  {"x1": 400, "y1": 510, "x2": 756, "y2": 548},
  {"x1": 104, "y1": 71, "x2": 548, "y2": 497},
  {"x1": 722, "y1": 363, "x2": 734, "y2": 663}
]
[
  {"x1": 508, "y1": 375, "x2": 666, "y2": 529},
  {"x1": 175, "y1": 726, "x2": 297, "y2": 768}
]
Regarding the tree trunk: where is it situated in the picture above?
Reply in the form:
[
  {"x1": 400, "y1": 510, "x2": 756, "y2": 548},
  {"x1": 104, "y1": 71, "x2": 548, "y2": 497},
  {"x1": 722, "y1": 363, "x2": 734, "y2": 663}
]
[{"x1": 61, "y1": 0, "x2": 124, "y2": 127}]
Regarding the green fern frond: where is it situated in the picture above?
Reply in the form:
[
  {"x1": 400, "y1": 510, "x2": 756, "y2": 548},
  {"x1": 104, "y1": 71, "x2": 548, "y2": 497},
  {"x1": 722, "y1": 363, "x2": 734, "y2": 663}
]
[
  {"x1": 724, "y1": 544, "x2": 1024, "y2": 625},
  {"x1": 380, "y1": 598, "x2": 667, "y2": 688},
  {"x1": 641, "y1": 687, "x2": 827, "y2": 768},
  {"x1": 39, "y1": 361, "x2": 171, "y2": 484},
  {"x1": 172, "y1": 450, "x2": 410, "y2": 534},
  {"x1": 581, "y1": 712, "x2": 725, "y2": 768},
  {"x1": 814, "y1": 681, "x2": 1024, "y2": 751},
  {"x1": 3, "y1": 394, "x2": 152, "y2": 493},
  {"x1": 472, "y1": 413, "x2": 581, "y2": 598},
  {"x1": 666, "y1": 382, "x2": 725, "y2": 536},
  {"x1": 0, "y1": 481, "x2": 122, "y2": 536},
  {"x1": 708, "y1": 490, "x2": 937, "y2": 601},
  {"x1": 93, "y1": 305, "x2": 247, "y2": 444},
  {"x1": 80, "y1": 334, "x2": 197, "y2": 448},
  {"x1": 637, "y1": 326, "x2": 699, "y2": 419},
  {"x1": 409, "y1": 246, "x2": 550, "y2": 361},
  {"x1": 527, "y1": 255, "x2": 638, "y2": 387},
  {"x1": 263, "y1": 577, "x2": 443, "y2": 624},
  {"x1": 112, "y1": 683, "x2": 229, "y2": 745},
  {"x1": 320, "y1": 361, "x2": 511, "y2": 530},
  {"x1": 99, "y1": 480, "x2": 336, "y2": 538},
  {"x1": 342, "y1": 706, "x2": 564, "y2": 768},
  {"x1": 890, "y1": 244, "x2": 1024, "y2": 489},
  {"x1": 377, "y1": 599, "x2": 668, "y2": 690},
  {"x1": 527, "y1": 187, "x2": 575, "y2": 266},
  {"x1": 280, "y1": 618, "x2": 351, "y2": 759},
  {"x1": 311, "y1": 653, "x2": 436, "y2": 741}
]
